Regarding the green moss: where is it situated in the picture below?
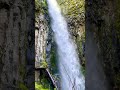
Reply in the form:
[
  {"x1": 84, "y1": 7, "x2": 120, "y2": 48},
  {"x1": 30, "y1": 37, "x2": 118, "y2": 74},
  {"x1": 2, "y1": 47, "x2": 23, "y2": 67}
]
[
  {"x1": 19, "y1": 65, "x2": 25, "y2": 79},
  {"x1": 115, "y1": 73, "x2": 120, "y2": 86},
  {"x1": 114, "y1": 1, "x2": 120, "y2": 88},
  {"x1": 115, "y1": 0, "x2": 120, "y2": 42},
  {"x1": 81, "y1": 66, "x2": 85, "y2": 76},
  {"x1": 19, "y1": 82, "x2": 28, "y2": 90},
  {"x1": 57, "y1": 0, "x2": 85, "y2": 24},
  {"x1": 50, "y1": 44, "x2": 58, "y2": 74}
]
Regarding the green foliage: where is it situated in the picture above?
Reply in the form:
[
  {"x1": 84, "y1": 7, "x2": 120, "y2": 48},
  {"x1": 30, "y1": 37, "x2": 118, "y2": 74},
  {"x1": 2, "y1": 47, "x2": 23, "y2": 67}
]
[
  {"x1": 35, "y1": 0, "x2": 48, "y2": 25},
  {"x1": 35, "y1": 0, "x2": 41, "y2": 14},
  {"x1": 35, "y1": 82, "x2": 56, "y2": 90},
  {"x1": 40, "y1": 61, "x2": 48, "y2": 68},
  {"x1": 35, "y1": 0, "x2": 48, "y2": 16},
  {"x1": 35, "y1": 75, "x2": 55, "y2": 90},
  {"x1": 35, "y1": 82, "x2": 49, "y2": 90}
]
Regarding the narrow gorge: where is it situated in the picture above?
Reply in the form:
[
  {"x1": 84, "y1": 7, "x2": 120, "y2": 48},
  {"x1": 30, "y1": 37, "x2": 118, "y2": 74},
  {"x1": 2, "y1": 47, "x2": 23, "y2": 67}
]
[
  {"x1": 35, "y1": 0, "x2": 120, "y2": 90},
  {"x1": 35, "y1": 0, "x2": 85, "y2": 89},
  {"x1": 0, "y1": 0, "x2": 120, "y2": 90}
]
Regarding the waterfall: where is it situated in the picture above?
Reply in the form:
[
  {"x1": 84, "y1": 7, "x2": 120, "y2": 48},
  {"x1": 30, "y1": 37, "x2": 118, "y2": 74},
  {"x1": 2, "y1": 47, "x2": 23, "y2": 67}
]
[{"x1": 47, "y1": 0, "x2": 85, "y2": 90}]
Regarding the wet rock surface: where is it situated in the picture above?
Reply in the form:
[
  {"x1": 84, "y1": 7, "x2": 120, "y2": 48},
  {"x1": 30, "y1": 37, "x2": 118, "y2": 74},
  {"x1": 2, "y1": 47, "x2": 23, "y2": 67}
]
[
  {"x1": 86, "y1": 0, "x2": 120, "y2": 89},
  {"x1": 0, "y1": 0, "x2": 35, "y2": 89}
]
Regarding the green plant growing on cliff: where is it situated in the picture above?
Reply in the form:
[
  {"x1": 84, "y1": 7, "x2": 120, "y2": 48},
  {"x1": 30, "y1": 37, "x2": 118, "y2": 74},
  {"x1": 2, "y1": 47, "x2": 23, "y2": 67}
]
[
  {"x1": 35, "y1": 0, "x2": 48, "y2": 25},
  {"x1": 19, "y1": 65, "x2": 26, "y2": 78},
  {"x1": 35, "y1": 73, "x2": 55, "y2": 90},
  {"x1": 35, "y1": 0, "x2": 47, "y2": 15},
  {"x1": 19, "y1": 82, "x2": 28, "y2": 90},
  {"x1": 35, "y1": 82, "x2": 56, "y2": 90},
  {"x1": 40, "y1": 61, "x2": 48, "y2": 68},
  {"x1": 57, "y1": 0, "x2": 85, "y2": 22},
  {"x1": 35, "y1": 82, "x2": 48, "y2": 90}
]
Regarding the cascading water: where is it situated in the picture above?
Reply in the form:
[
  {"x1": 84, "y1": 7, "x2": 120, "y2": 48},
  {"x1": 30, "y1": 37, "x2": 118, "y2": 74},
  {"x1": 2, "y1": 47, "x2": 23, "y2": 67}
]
[{"x1": 47, "y1": 0, "x2": 85, "y2": 90}]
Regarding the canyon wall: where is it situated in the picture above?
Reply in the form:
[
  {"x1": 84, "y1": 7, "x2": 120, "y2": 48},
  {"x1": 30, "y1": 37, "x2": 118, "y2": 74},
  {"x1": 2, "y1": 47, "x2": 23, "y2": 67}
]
[
  {"x1": 86, "y1": 0, "x2": 120, "y2": 89},
  {"x1": 0, "y1": 0, "x2": 35, "y2": 89}
]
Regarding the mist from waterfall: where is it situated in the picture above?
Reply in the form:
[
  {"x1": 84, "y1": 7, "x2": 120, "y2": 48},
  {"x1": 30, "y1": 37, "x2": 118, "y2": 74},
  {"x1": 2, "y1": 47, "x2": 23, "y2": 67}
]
[{"x1": 47, "y1": 0, "x2": 85, "y2": 90}]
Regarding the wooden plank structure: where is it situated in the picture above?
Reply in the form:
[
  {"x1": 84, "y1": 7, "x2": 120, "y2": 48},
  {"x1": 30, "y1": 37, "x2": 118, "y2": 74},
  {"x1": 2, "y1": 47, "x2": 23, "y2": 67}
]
[{"x1": 35, "y1": 68, "x2": 59, "y2": 90}]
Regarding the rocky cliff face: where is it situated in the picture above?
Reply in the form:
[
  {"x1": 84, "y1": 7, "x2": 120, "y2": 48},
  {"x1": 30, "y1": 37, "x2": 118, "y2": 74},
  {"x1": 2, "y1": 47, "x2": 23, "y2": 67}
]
[
  {"x1": 86, "y1": 0, "x2": 120, "y2": 89},
  {"x1": 35, "y1": 0, "x2": 85, "y2": 74},
  {"x1": 35, "y1": 14, "x2": 48, "y2": 68},
  {"x1": 0, "y1": 0, "x2": 34, "y2": 89},
  {"x1": 35, "y1": 0, "x2": 53, "y2": 69}
]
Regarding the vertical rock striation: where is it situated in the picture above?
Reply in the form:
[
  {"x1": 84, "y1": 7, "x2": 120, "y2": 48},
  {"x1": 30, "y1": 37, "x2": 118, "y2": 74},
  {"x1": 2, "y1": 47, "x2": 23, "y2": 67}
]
[
  {"x1": 86, "y1": 0, "x2": 120, "y2": 89},
  {"x1": 0, "y1": 0, "x2": 35, "y2": 90}
]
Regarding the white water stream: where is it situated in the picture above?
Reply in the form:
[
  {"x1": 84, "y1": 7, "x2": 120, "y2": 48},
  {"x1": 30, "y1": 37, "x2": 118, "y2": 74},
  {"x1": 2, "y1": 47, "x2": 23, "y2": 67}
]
[{"x1": 47, "y1": 0, "x2": 85, "y2": 90}]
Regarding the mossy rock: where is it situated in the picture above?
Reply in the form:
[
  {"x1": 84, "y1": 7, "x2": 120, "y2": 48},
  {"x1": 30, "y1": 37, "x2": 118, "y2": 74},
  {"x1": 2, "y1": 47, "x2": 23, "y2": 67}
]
[{"x1": 19, "y1": 83, "x2": 28, "y2": 90}]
